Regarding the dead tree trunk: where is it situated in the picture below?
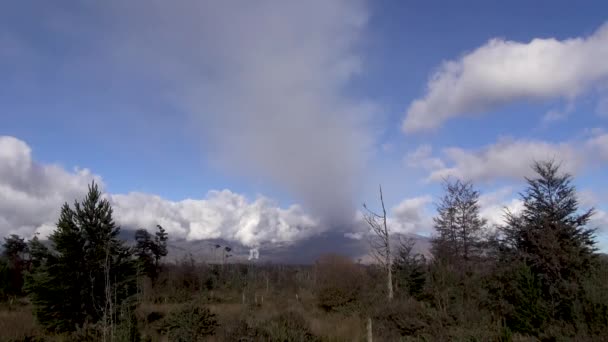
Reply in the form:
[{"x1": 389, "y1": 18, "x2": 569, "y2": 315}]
[{"x1": 363, "y1": 185, "x2": 393, "y2": 301}]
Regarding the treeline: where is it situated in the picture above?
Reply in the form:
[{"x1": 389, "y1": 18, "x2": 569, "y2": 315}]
[{"x1": 0, "y1": 161, "x2": 607, "y2": 341}]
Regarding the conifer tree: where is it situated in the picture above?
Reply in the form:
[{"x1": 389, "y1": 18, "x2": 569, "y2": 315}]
[
  {"x1": 500, "y1": 161, "x2": 597, "y2": 323},
  {"x1": 26, "y1": 182, "x2": 136, "y2": 332},
  {"x1": 154, "y1": 225, "x2": 168, "y2": 268},
  {"x1": 1, "y1": 234, "x2": 29, "y2": 296},
  {"x1": 392, "y1": 236, "x2": 426, "y2": 298},
  {"x1": 431, "y1": 179, "x2": 486, "y2": 266},
  {"x1": 134, "y1": 225, "x2": 168, "y2": 282}
]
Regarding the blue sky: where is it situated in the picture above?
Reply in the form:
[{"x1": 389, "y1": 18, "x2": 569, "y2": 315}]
[{"x1": 1, "y1": 1, "x2": 608, "y2": 249}]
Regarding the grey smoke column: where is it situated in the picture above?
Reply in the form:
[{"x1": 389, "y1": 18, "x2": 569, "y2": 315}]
[{"x1": 97, "y1": 1, "x2": 374, "y2": 224}]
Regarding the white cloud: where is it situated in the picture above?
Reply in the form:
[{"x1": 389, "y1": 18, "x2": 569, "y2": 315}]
[
  {"x1": 403, "y1": 23, "x2": 608, "y2": 132},
  {"x1": 478, "y1": 187, "x2": 523, "y2": 227},
  {"x1": 390, "y1": 195, "x2": 433, "y2": 234},
  {"x1": 405, "y1": 144, "x2": 445, "y2": 170},
  {"x1": 586, "y1": 132, "x2": 608, "y2": 160},
  {"x1": 0, "y1": 136, "x2": 100, "y2": 238},
  {"x1": 109, "y1": 190, "x2": 318, "y2": 247},
  {"x1": 575, "y1": 189, "x2": 608, "y2": 231},
  {"x1": 419, "y1": 137, "x2": 584, "y2": 183},
  {"x1": 0, "y1": 136, "x2": 319, "y2": 247}
]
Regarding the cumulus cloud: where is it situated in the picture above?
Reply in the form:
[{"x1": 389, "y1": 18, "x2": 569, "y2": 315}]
[
  {"x1": 390, "y1": 195, "x2": 434, "y2": 234},
  {"x1": 409, "y1": 137, "x2": 584, "y2": 183},
  {"x1": 478, "y1": 187, "x2": 523, "y2": 227},
  {"x1": 0, "y1": 136, "x2": 318, "y2": 247},
  {"x1": 109, "y1": 190, "x2": 318, "y2": 247},
  {"x1": 0, "y1": 136, "x2": 100, "y2": 238},
  {"x1": 403, "y1": 23, "x2": 608, "y2": 132}
]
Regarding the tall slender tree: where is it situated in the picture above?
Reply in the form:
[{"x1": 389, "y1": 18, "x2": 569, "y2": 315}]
[
  {"x1": 26, "y1": 182, "x2": 136, "y2": 332},
  {"x1": 134, "y1": 225, "x2": 169, "y2": 282},
  {"x1": 363, "y1": 185, "x2": 393, "y2": 301},
  {"x1": 1, "y1": 234, "x2": 29, "y2": 296},
  {"x1": 431, "y1": 179, "x2": 486, "y2": 266}
]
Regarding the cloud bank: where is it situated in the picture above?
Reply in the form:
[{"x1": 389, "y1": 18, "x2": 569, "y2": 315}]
[
  {"x1": 0, "y1": 136, "x2": 317, "y2": 247},
  {"x1": 403, "y1": 23, "x2": 608, "y2": 132},
  {"x1": 109, "y1": 191, "x2": 318, "y2": 247}
]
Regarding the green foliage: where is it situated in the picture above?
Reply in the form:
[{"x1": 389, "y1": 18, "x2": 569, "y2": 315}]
[
  {"x1": 135, "y1": 225, "x2": 168, "y2": 282},
  {"x1": 27, "y1": 236, "x2": 51, "y2": 270},
  {"x1": 393, "y1": 236, "x2": 427, "y2": 299},
  {"x1": 221, "y1": 311, "x2": 318, "y2": 342},
  {"x1": 114, "y1": 305, "x2": 141, "y2": 342},
  {"x1": 314, "y1": 254, "x2": 366, "y2": 312},
  {"x1": 431, "y1": 179, "x2": 486, "y2": 266},
  {"x1": 25, "y1": 182, "x2": 137, "y2": 332},
  {"x1": 163, "y1": 304, "x2": 218, "y2": 341},
  {"x1": 261, "y1": 311, "x2": 319, "y2": 342},
  {"x1": 503, "y1": 262, "x2": 549, "y2": 335},
  {"x1": 0, "y1": 257, "x2": 11, "y2": 300},
  {"x1": 497, "y1": 161, "x2": 599, "y2": 336},
  {"x1": 1, "y1": 234, "x2": 29, "y2": 297}
]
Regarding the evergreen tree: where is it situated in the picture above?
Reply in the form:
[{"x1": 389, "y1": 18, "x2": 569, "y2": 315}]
[
  {"x1": 392, "y1": 237, "x2": 426, "y2": 298},
  {"x1": 431, "y1": 179, "x2": 486, "y2": 265},
  {"x1": 499, "y1": 161, "x2": 598, "y2": 331},
  {"x1": 27, "y1": 235, "x2": 51, "y2": 270},
  {"x1": 26, "y1": 182, "x2": 137, "y2": 332},
  {"x1": 134, "y1": 225, "x2": 168, "y2": 282},
  {"x1": 154, "y1": 225, "x2": 168, "y2": 268},
  {"x1": 1, "y1": 234, "x2": 30, "y2": 296}
]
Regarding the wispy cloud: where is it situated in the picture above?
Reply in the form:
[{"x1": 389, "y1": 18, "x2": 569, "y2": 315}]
[{"x1": 407, "y1": 137, "x2": 585, "y2": 183}]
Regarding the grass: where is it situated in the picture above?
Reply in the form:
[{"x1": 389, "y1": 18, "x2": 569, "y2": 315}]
[{"x1": 0, "y1": 303, "x2": 41, "y2": 341}]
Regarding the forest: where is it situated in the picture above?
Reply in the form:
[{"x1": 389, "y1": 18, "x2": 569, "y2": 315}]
[{"x1": 1, "y1": 161, "x2": 607, "y2": 341}]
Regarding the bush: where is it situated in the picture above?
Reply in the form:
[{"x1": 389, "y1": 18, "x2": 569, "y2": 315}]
[
  {"x1": 221, "y1": 311, "x2": 318, "y2": 342},
  {"x1": 163, "y1": 304, "x2": 218, "y2": 341},
  {"x1": 314, "y1": 254, "x2": 366, "y2": 312},
  {"x1": 263, "y1": 311, "x2": 319, "y2": 342}
]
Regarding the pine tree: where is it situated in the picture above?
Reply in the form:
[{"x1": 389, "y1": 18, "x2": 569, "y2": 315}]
[
  {"x1": 27, "y1": 235, "x2": 51, "y2": 270},
  {"x1": 134, "y1": 225, "x2": 168, "y2": 282},
  {"x1": 154, "y1": 225, "x2": 168, "y2": 268},
  {"x1": 431, "y1": 179, "x2": 486, "y2": 266},
  {"x1": 1, "y1": 234, "x2": 30, "y2": 296},
  {"x1": 500, "y1": 161, "x2": 597, "y2": 328},
  {"x1": 392, "y1": 236, "x2": 426, "y2": 298},
  {"x1": 26, "y1": 182, "x2": 137, "y2": 332}
]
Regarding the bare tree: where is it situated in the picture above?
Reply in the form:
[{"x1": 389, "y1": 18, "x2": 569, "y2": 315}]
[{"x1": 363, "y1": 184, "x2": 393, "y2": 301}]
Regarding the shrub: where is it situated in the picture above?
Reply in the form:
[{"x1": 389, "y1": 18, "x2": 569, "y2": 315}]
[
  {"x1": 314, "y1": 254, "x2": 366, "y2": 312},
  {"x1": 263, "y1": 311, "x2": 319, "y2": 342},
  {"x1": 163, "y1": 304, "x2": 218, "y2": 341}
]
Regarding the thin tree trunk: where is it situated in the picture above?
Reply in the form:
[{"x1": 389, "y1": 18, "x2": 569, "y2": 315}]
[{"x1": 380, "y1": 186, "x2": 393, "y2": 301}]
